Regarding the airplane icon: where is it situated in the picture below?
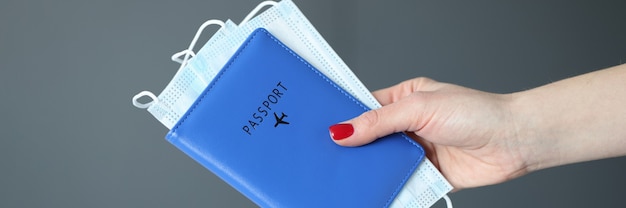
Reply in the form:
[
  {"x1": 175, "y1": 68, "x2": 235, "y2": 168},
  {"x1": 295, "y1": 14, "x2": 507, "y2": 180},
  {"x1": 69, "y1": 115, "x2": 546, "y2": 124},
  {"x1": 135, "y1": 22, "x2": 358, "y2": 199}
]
[{"x1": 273, "y1": 112, "x2": 290, "y2": 127}]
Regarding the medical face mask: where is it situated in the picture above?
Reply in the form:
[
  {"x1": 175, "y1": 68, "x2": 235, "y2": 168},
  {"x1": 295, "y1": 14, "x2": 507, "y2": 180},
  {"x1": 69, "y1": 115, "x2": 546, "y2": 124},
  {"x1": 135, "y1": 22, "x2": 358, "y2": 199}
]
[
  {"x1": 132, "y1": 19, "x2": 240, "y2": 129},
  {"x1": 132, "y1": 0, "x2": 454, "y2": 207}
]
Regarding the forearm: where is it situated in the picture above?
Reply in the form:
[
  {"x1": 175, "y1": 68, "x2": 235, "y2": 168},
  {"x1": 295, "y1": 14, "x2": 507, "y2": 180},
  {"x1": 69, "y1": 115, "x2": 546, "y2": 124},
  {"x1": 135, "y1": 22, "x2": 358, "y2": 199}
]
[{"x1": 511, "y1": 64, "x2": 626, "y2": 172}]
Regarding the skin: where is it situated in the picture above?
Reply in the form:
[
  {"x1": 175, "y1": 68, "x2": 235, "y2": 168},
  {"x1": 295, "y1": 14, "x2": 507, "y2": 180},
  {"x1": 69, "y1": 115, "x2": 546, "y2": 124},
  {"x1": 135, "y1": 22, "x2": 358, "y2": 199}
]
[{"x1": 332, "y1": 64, "x2": 626, "y2": 190}]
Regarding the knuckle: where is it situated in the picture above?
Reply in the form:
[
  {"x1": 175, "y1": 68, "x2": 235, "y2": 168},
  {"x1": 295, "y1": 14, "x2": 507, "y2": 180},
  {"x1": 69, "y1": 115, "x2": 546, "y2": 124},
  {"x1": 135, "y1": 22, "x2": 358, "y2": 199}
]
[
  {"x1": 413, "y1": 77, "x2": 436, "y2": 85},
  {"x1": 404, "y1": 77, "x2": 437, "y2": 91},
  {"x1": 359, "y1": 109, "x2": 381, "y2": 128}
]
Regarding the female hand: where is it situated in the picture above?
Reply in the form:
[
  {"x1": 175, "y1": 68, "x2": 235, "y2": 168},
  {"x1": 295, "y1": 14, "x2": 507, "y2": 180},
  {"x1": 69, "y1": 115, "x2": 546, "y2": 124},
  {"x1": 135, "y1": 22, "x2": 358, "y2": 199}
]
[
  {"x1": 329, "y1": 77, "x2": 527, "y2": 190},
  {"x1": 330, "y1": 64, "x2": 626, "y2": 190}
]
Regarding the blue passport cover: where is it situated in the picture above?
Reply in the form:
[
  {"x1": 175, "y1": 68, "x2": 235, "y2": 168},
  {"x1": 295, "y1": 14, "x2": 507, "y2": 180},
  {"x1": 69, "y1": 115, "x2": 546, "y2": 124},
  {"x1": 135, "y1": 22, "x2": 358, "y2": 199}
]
[{"x1": 166, "y1": 28, "x2": 425, "y2": 207}]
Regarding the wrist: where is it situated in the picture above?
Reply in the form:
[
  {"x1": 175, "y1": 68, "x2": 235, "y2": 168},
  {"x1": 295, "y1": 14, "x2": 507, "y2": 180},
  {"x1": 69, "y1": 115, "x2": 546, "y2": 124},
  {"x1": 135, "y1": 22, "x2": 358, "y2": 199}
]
[{"x1": 507, "y1": 90, "x2": 558, "y2": 174}]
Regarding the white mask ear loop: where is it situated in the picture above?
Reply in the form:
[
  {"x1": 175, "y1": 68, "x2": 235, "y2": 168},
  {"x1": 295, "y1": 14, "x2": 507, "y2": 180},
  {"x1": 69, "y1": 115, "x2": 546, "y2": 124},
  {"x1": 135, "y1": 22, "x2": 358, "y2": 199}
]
[
  {"x1": 132, "y1": 19, "x2": 225, "y2": 109},
  {"x1": 443, "y1": 194, "x2": 453, "y2": 208},
  {"x1": 240, "y1": 1, "x2": 278, "y2": 25},
  {"x1": 132, "y1": 91, "x2": 158, "y2": 109},
  {"x1": 177, "y1": 19, "x2": 225, "y2": 68},
  {"x1": 171, "y1": 49, "x2": 196, "y2": 64}
]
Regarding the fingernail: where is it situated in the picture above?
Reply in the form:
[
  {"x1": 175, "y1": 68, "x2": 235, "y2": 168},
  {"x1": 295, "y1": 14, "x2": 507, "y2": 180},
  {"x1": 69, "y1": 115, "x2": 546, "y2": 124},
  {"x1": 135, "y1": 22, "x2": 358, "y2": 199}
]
[{"x1": 329, "y1": 123, "x2": 354, "y2": 140}]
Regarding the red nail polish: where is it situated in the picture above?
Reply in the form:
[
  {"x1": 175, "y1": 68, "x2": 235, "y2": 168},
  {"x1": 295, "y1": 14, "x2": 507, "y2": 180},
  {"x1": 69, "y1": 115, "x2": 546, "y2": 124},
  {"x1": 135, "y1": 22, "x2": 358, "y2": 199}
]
[{"x1": 329, "y1": 123, "x2": 354, "y2": 140}]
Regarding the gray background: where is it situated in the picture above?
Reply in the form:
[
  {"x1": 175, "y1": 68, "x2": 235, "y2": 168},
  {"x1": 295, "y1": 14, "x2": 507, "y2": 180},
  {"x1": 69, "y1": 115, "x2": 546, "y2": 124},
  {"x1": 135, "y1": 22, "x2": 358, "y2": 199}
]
[{"x1": 1, "y1": 0, "x2": 625, "y2": 207}]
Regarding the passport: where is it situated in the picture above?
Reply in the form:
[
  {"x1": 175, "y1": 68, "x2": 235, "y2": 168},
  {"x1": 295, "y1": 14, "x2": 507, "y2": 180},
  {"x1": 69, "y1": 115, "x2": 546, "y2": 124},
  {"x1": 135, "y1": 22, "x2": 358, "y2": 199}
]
[{"x1": 166, "y1": 28, "x2": 425, "y2": 207}]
